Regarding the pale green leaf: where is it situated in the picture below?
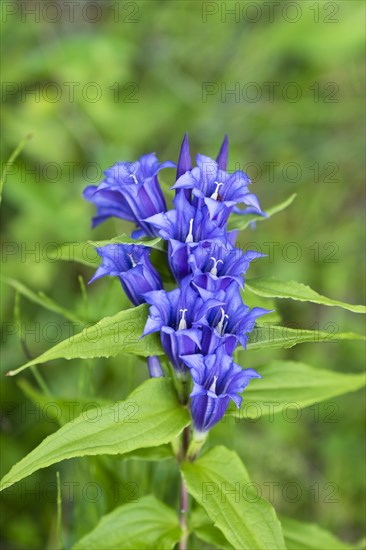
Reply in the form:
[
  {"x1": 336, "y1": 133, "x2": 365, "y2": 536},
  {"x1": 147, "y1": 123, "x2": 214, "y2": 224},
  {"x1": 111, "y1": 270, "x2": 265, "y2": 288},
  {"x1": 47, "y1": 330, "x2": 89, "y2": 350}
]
[
  {"x1": 246, "y1": 278, "x2": 366, "y2": 314},
  {"x1": 7, "y1": 304, "x2": 163, "y2": 377},
  {"x1": 182, "y1": 446, "x2": 286, "y2": 550},
  {"x1": 228, "y1": 193, "x2": 297, "y2": 231},
  {"x1": 73, "y1": 495, "x2": 181, "y2": 550},
  {"x1": 281, "y1": 516, "x2": 358, "y2": 550},
  {"x1": 227, "y1": 360, "x2": 366, "y2": 418},
  {"x1": 0, "y1": 378, "x2": 190, "y2": 491},
  {"x1": 246, "y1": 324, "x2": 364, "y2": 351}
]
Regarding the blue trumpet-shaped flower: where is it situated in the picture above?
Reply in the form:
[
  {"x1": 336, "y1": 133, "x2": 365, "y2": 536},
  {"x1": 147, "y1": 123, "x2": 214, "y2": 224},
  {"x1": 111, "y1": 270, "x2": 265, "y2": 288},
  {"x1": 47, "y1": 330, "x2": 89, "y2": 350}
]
[
  {"x1": 143, "y1": 281, "x2": 223, "y2": 373},
  {"x1": 171, "y1": 153, "x2": 265, "y2": 226},
  {"x1": 181, "y1": 345, "x2": 261, "y2": 433},
  {"x1": 90, "y1": 244, "x2": 162, "y2": 306},
  {"x1": 193, "y1": 278, "x2": 270, "y2": 349},
  {"x1": 145, "y1": 189, "x2": 226, "y2": 245},
  {"x1": 145, "y1": 191, "x2": 234, "y2": 282},
  {"x1": 83, "y1": 153, "x2": 175, "y2": 237},
  {"x1": 188, "y1": 241, "x2": 265, "y2": 287}
]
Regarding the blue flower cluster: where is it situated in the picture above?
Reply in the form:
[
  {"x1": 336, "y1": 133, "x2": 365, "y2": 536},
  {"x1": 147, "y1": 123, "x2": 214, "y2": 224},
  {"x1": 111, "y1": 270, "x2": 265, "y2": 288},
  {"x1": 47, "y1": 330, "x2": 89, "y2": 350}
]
[{"x1": 84, "y1": 134, "x2": 269, "y2": 436}]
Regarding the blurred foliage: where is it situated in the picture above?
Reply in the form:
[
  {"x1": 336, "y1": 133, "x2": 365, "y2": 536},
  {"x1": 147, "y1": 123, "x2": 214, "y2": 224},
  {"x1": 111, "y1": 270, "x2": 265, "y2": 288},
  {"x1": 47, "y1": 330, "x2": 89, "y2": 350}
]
[{"x1": 1, "y1": 1, "x2": 365, "y2": 548}]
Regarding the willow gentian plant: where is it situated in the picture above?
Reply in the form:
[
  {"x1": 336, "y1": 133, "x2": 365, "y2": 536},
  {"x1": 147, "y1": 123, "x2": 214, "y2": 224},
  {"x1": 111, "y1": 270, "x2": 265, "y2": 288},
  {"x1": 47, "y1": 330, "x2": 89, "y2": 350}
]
[
  {"x1": 84, "y1": 135, "x2": 267, "y2": 446},
  {"x1": 2, "y1": 134, "x2": 365, "y2": 550}
]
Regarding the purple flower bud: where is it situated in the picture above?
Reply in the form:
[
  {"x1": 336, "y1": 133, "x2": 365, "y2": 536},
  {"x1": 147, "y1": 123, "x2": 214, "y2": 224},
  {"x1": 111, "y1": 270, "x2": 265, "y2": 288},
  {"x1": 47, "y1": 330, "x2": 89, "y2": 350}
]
[{"x1": 147, "y1": 356, "x2": 164, "y2": 378}]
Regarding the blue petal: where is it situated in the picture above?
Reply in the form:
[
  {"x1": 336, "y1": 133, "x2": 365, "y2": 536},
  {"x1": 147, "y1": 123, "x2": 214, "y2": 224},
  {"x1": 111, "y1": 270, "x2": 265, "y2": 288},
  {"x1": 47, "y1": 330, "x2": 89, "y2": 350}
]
[
  {"x1": 216, "y1": 135, "x2": 229, "y2": 171},
  {"x1": 176, "y1": 133, "x2": 192, "y2": 179}
]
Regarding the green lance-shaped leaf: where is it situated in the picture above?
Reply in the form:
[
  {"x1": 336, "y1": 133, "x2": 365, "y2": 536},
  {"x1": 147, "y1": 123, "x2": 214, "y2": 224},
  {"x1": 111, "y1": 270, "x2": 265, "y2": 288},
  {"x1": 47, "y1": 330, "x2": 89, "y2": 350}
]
[
  {"x1": 9, "y1": 314, "x2": 364, "y2": 377},
  {"x1": 19, "y1": 381, "x2": 174, "y2": 460},
  {"x1": 280, "y1": 515, "x2": 360, "y2": 550},
  {"x1": 182, "y1": 446, "x2": 286, "y2": 550},
  {"x1": 19, "y1": 381, "x2": 173, "y2": 460},
  {"x1": 245, "y1": 278, "x2": 366, "y2": 314},
  {"x1": 49, "y1": 235, "x2": 163, "y2": 267},
  {"x1": 228, "y1": 193, "x2": 297, "y2": 231},
  {"x1": 227, "y1": 360, "x2": 366, "y2": 418},
  {"x1": 246, "y1": 324, "x2": 365, "y2": 351},
  {"x1": 73, "y1": 495, "x2": 181, "y2": 550},
  {"x1": 6, "y1": 304, "x2": 163, "y2": 377},
  {"x1": 0, "y1": 378, "x2": 190, "y2": 491}
]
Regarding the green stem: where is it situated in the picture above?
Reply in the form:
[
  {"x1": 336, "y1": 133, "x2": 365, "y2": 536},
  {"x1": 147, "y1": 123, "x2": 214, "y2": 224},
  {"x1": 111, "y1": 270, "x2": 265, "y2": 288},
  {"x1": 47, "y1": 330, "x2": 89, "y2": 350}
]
[
  {"x1": 179, "y1": 473, "x2": 189, "y2": 550},
  {"x1": 179, "y1": 426, "x2": 190, "y2": 549},
  {"x1": 56, "y1": 471, "x2": 63, "y2": 550}
]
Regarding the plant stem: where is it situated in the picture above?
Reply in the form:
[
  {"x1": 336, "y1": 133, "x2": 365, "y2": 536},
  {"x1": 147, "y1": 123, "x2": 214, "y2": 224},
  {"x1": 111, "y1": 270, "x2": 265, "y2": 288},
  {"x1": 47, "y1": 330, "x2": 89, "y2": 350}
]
[
  {"x1": 56, "y1": 471, "x2": 63, "y2": 550},
  {"x1": 179, "y1": 474, "x2": 189, "y2": 550},
  {"x1": 179, "y1": 425, "x2": 190, "y2": 549}
]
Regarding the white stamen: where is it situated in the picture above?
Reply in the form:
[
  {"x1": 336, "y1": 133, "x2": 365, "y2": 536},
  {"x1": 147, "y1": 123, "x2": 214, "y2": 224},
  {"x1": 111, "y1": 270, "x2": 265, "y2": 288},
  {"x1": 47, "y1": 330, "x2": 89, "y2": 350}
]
[
  {"x1": 216, "y1": 307, "x2": 229, "y2": 336},
  {"x1": 209, "y1": 257, "x2": 224, "y2": 276},
  {"x1": 210, "y1": 181, "x2": 224, "y2": 201},
  {"x1": 129, "y1": 173, "x2": 138, "y2": 184},
  {"x1": 178, "y1": 309, "x2": 188, "y2": 330},
  {"x1": 185, "y1": 218, "x2": 194, "y2": 243},
  {"x1": 209, "y1": 375, "x2": 218, "y2": 393},
  {"x1": 128, "y1": 253, "x2": 137, "y2": 267}
]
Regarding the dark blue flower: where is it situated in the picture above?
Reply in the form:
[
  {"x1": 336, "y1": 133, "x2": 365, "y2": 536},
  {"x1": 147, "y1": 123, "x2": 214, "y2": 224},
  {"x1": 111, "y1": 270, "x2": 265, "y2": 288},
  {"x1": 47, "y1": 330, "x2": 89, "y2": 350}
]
[
  {"x1": 171, "y1": 154, "x2": 265, "y2": 226},
  {"x1": 145, "y1": 191, "x2": 235, "y2": 282},
  {"x1": 83, "y1": 153, "x2": 175, "y2": 237},
  {"x1": 188, "y1": 241, "x2": 265, "y2": 287},
  {"x1": 142, "y1": 281, "x2": 223, "y2": 373},
  {"x1": 193, "y1": 278, "x2": 270, "y2": 349},
  {"x1": 90, "y1": 244, "x2": 162, "y2": 306},
  {"x1": 181, "y1": 345, "x2": 261, "y2": 433}
]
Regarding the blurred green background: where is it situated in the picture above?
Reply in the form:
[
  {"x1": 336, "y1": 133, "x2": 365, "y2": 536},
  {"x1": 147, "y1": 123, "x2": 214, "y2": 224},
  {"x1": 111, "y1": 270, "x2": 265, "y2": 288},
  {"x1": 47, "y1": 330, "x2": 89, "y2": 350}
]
[{"x1": 1, "y1": 1, "x2": 365, "y2": 548}]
